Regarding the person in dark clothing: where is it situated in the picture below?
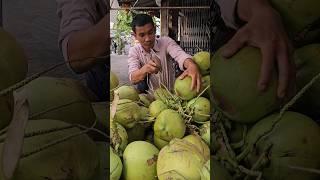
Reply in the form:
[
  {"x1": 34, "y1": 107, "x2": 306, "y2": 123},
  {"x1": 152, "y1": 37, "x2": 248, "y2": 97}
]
[{"x1": 57, "y1": 0, "x2": 109, "y2": 101}]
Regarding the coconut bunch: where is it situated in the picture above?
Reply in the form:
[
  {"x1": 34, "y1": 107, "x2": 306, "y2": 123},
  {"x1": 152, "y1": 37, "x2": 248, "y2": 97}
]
[
  {"x1": 210, "y1": 1, "x2": 320, "y2": 178},
  {"x1": 0, "y1": 77, "x2": 109, "y2": 180},
  {"x1": 109, "y1": 82, "x2": 154, "y2": 155},
  {"x1": 0, "y1": 28, "x2": 108, "y2": 179},
  {"x1": 109, "y1": 51, "x2": 213, "y2": 180},
  {"x1": 210, "y1": 46, "x2": 320, "y2": 179},
  {"x1": 109, "y1": 82, "x2": 160, "y2": 180},
  {"x1": 12, "y1": 77, "x2": 109, "y2": 179}
]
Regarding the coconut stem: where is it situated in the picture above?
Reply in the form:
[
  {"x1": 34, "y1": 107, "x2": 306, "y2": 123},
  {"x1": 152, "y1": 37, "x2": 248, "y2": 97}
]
[
  {"x1": 21, "y1": 120, "x2": 97, "y2": 158},
  {"x1": 243, "y1": 143, "x2": 272, "y2": 180},
  {"x1": 0, "y1": 124, "x2": 76, "y2": 143},
  {"x1": 75, "y1": 124, "x2": 109, "y2": 138},
  {"x1": 230, "y1": 125, "x2": 247, "y2": 149},
  {"x1": 255, "y1": 71, "x2": 320, "y2": 148},
  {"x1": 238, "y1": 72, "x2": 320, "y2": 165},
  {"x1": 0, "y1": 55, "x2": 110, "y2": 97},
  {"x1": 218, "y1": 116, "x2": 236, "y2": 160},
  {"x1": 21, "y1": 128, "x2": 90, "y2": 159},
  {"x1": 288, "y1": 166, "x2": 320, "y2": 175},
  {"x1": 29, "y1": 100, "x2": 88, "y2": 119},
  {"x1": 238, "y1": 165, "x2": 262, "y2": 179}
]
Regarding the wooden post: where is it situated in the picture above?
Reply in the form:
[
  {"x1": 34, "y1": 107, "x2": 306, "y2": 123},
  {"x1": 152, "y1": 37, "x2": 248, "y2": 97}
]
[
  {"x1": 160, "y1": 0, "x2": 169, "y2": 36},
  {"x1": 171, "y1": 10, "x2": 179, "y2": 41}
]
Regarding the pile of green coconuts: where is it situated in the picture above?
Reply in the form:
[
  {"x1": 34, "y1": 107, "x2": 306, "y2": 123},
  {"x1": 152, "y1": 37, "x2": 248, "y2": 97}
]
[{"x1": 110, "y1": 51, "x2": 211, "y2": 180}]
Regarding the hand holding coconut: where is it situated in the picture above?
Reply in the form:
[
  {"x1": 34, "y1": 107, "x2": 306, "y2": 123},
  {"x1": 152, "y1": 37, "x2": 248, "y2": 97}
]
[
  {"x1": 221, "y1": 0, "x2": 295, "y2": 99},
  {"x1": 179, "y1": 58, "x2": 202, "y2": 93}
]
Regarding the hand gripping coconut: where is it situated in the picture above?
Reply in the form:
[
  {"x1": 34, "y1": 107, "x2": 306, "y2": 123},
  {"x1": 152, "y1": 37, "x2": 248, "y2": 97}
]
[{"x1": 211, "y1": 46, "x2": 280, "y2": 123}]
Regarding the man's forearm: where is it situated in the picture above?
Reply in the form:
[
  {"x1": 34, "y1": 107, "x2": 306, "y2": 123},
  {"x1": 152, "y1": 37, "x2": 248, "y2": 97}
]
[
  {"x1": 67, "y1": 14, "x2": 109, "y2": 73},
  {"x1": 130, "y1": 69, "x2": 147, "y2": 84}
]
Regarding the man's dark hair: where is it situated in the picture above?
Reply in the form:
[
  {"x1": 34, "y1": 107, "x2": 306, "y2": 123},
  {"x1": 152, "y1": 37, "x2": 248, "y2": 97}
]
[{"x1": 131, "y1": 14, "x2": 155, "y2": 33}]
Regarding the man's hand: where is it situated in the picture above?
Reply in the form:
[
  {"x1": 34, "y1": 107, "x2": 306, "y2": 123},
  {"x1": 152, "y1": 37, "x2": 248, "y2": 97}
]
[
  {"x1": 142, "y1": 60, "x2": 160, "y2": 75},
  {"x1": 179, "y1": 59, "x2": 202, "y2": 93},
  {"x1": 221, "y1": 0, "x2": 295, "y2": 99},
  {"x1": 130, "y1": 60, "x2": 160, "y2": 84}
]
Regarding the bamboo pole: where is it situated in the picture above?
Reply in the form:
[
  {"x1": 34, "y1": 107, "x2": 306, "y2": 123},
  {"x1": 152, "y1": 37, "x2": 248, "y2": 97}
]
[{"x1": 110, "y1": 6, "x2": 210, "y2": 10}]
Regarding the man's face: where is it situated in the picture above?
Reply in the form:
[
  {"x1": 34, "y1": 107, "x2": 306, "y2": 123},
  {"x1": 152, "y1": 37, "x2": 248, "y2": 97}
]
[{"x1": 134, "y1": 23, "x2": 155, "y2": 51}]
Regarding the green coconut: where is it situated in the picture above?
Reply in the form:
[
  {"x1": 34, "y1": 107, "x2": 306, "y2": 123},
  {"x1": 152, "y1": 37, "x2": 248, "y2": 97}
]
[
  {"x1": 113, "y1": 99, "x2": 141, "y2": 129},
  {"x1": 139, "y1": 106, "x2": 153, "y2": 128},
  {"x1": 110, "y1": 147, "x2": 123, "y2": 180},
  {"x1": 211, "y1": 46, "x2": 280, "y2": 123},
  {"x1": 269, "y1": 0, "x2": 320, "y2": 46},
  {"x1": 157, "y1": 138, "x2": 207, "y2": 180},
  {"x1": 114, "y1": 86, "x2": 139, "y2": 102},
  {"x1": 110, "y1": 71, "x2": 119, "y2": 102},
  {"x1": 174, "y1": 76, "x2": 198, "y2": 100},
  {"x1": 200, "y1": 160, "x2": 210, "y2": 180},
  {"x1": 2, "y1": 119, "x2": 100, "y2": 180},
  {"x1": 293, "y1": 44, "x2": 320, "y2": 117},
  {"x1": 25, "y1": 77, "x2": 96, "y2": 127},
  {"x1": 153, "y1": 135, "x2": 169, "y2": 150},
  {"x1": 123, "y1": 141, "x2": 159, "y2": 180},
  {"x1": 183, "y1": 135, "x2": 210, "y2": 160},
  {"x1": 110, "y1": 122, "x2": 128, "y2": 152},
  {"x1": 140, "y1": 105, "x2": 149, "y2": 116},
  {"x1": 0, "y1": 28, "x2": 28, "y2": 130},
  {"x1": 154, "y1": 109, "x2": 186, "y2": 142},
  {"x1": 187, "y1": 97, "x2": 211, "y2": 123},
  {"x1": 193, "y1": 51, "x2": 210, "y2": 75},
  {"x1": 110, "y1": 71, "x2": 119, "y2": 90},
  {"x1": 149, "y1": 100, "x2": 168, "y2": 118},
  {"x1": 200, "y1": 121, "x2": 210, "y2": 146},
  {"x1": 139, "y1": 94, "x2": 152, "y2": 107},
  {"x1": 245, "y1": 111, "x2": 320, "y2": 180}
]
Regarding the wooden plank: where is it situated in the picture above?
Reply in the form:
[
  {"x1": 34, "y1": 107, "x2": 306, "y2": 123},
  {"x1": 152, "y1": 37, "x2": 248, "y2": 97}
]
[{"x1": 160, "y1": 0, "x2": 169, "y2": 36}]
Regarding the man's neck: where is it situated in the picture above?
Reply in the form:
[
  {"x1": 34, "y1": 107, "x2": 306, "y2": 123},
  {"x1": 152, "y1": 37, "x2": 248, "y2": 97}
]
[{"x1": 142, "y1": 46, "x2": 151, "y2": 53}]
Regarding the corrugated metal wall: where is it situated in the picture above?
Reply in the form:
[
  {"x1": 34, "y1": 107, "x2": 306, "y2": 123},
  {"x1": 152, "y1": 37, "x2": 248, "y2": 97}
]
[{"x1": 179, "y1": 0, "x2": 211, "y2": 55}]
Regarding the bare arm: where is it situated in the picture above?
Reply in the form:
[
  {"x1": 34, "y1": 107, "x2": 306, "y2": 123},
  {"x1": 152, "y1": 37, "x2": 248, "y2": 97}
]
[{"x1": 67, "y1": 14, "x2": 110, "y2": 73}]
